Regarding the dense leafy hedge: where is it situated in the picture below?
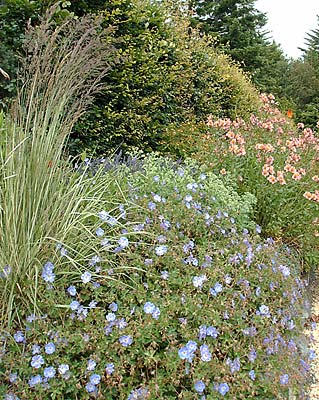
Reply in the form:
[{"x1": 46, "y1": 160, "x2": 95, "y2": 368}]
[
  {"x1": 69, "y1": 0, "x2": 261, "y2": 156},
  {"x1": 0, "y1": 156, "x2": 311, "y2": 399}
]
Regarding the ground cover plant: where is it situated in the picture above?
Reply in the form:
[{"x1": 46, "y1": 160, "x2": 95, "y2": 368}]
[
  {"x1": 165, "y1": 93, "x2": 319, "y2": 268},
  {"x1": 0, "y1": 155, "x2": 314, "y2": 399}
]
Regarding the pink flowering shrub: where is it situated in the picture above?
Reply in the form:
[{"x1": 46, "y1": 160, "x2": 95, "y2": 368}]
[{"x1": 166, "y1": 94, "x2": 319, "y2": 268}]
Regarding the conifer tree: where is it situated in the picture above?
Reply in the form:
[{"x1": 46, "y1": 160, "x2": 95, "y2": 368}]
[{"x1": 189, "y1": 0, "x2": 268, "y2": 72}]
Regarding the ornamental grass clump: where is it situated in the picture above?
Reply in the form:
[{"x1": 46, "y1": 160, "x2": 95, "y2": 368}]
[
  {"x1": 0, "y1": 6, "x2": 118, "y2": 328},
  {"x1": 0, "y1": 156, "x2": 312, "y2": 399}
]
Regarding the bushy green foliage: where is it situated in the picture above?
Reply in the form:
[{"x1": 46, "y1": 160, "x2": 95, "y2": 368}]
[
  {"x1": 0, "y1": 155, "x2": 311, "y2": 399},
  {"x1": 0, "y1": 0, "x2": 72, "y2": 105},
  {"x1": 0, "y1": 0, "x2": 40, "y2": 103}
]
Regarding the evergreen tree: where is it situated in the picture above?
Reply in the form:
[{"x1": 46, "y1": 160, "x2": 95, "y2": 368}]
[
  {"x1": 189, "y1": 0, "x2": 268, "y2": 72},
  {"x1": 188, "y1": 0, "x2": 290, "y2": 98},
  {"x1": 285, "y1": 15, "x2": 319, "y2": 127}
]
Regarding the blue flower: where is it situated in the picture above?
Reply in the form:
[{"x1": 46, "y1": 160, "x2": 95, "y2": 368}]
[
  {"x1": 152, "y1": 307, "x2": 160, "y2": 320},
  {"x1": 119, "y1": 335, "x2": 133, "y2": 347},
  {"x1": 107, "y1": 216, "x2": 118, "y2": 226},
  {"x1": 160, "y1": 220, "x2": 170, "y2": 230},
  {"x1": 89, "y1": 255, "x2": 100, "y2": 266},
  {"x1": 198, "y1": 325, "x2": 208, "y2": 340},
  {"x1": 248, "y1": 348, "x2": 257, "y2": 362},
  {"x1": 148, "y1": 201, "x2": 156, "y2": 210},
  {"x1": 60, "y1": 247, "x2": 68, "y2": 257},
  {"x1": 4, "y1": 393, "x2": 19, "y2": 400},
  {"x1": 44, "y1": 342, "x2": 55, "y2": 354},
  {"x1": 209, "y1": 283, "x2": 222, "y2": 296},
  {"x1": 118, "y1": 236, "x2": 129, "y2": 248},
  {"x1": 226, "y1": 357, "x2": 240, "y2": 373},
  {"x1": 98, "y1": 210, "x2": 109, "y2": 221},
  {"x1": 109, "y1": 302, "x2": 118, "y2": 312},
  {"x1": 144, "y1": 302, "x2": 155, "y2": 314},
  {"x1": 70, "y1": 300, "x2": 80, "y2": 311},
  {"x1": 89, "y1": 374, "x2": 101, "y2": 385},
  {"x1": 87, "y1": 359, "x2": 97, "y2": 371},
  {"x1": 105, "y1": 363, "x2": 115, "y2": 375},
  {"x1": 280, "y1": 374, "x2": 289, "y2": 385},
  {"x1": 309, "y1": 350, "x2": 316, "y2": 361},
  {"x1": 101, "y1": 238, "x2": 110, "y2": 247},
  {"x1": 89, "y1": 301, "x2": 97, "y2": 309},
  {"x1": 178, "y1": 346, "x2": 192, "y2": 360},
  {"x1": 9, "y1": 373, "x2": 18, "y2": 383},
  {"x1": 41, "y1": 262, "x2": 55, "y2": 283},
  {"x1": 85, "y1": 382, "x2": 97, "y2": 393},
  {"x1": 127, "y1": 387, "x2": 150, "y2": 399},
  {"x1": 58, "y1": 364, "x2": 69, "y2": 375},
  {"x1": 199, "y1": 344, "x2": 212, "y2": 362},
  {"x1": 30, "y1": 355, "x2": 45, "y2": 369},
  {"x1": 183, "y1": 240, "x2": 195, "y2": 254},
  {"x1": 0, "y1": 265, "x2": 11, "y2": 278},
  {"x1": 67, "y1": 285, "x2": 77, "y2": 296},
  {"x1": 117, "y1": 318, "x2": 127, "y2": 329},
  {"x1": 249, "y1": 370, "x2": 256, "y2": 380},
  {"x1": 43, "y1": 366, "x2": 56, "y2": 379},
  {"x1": 153, "y1": 194, "x2": 162, "y2": 202},
  {"x1": 206, "y1": 326, "x2": 219, "y2": 338},
  {"x1": 218, "y1": 383, "x2": 230, "y2": 396},
  {"x1": 257, "y1": 304, "x2": 270, "y2": 317},
  {"x1": 194, "y1": 380, "x2": 206, "y2": 393},
  {"x1": 160, "y1": 270, "x2": 169, "y2": 280},
  {"x1": 106, "y1": 312, "x2": 116, "y2": 322},
  {"x1": 96, "y1": 227, "x2": 104, "y2": 237},
  {"x1": 28, "y1": 375, "x2": 42, "y2": 387},
  {"x1": 155, "y1": 245, "x2": 168, "y2": 256},
  {"x1": 186, "y1": 340, "x2": 197, "y2": 352},
  {"x1": 13, "y1": 331, "x2": 25, "y2": 343},
  {"x1": 278, "y1": 264, "x2": 290, "y2": 277},
  {"x1": 193, "y1": 275, "x2": 207, "y2": 289},
  {"x1": 81, "y1": 271, "x2": 92, "y2": 284}
]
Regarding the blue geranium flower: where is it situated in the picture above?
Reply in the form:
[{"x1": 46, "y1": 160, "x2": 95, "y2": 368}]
[
  {"x1": 218, "y1": 383, "x2": 230, "y2": 396},
  {"x1": 28, "y1": 375, "x2": 43, "y2": 387},
  {"x1": 155, "y1": 245, "x2": 167, "y2": 256},
  {"x1": 43, "y1": 366, "x2": 56, "y2": 379},
  {"x1": 89, "y1": 374, "x2": 101, "y2": 385},
  {"x1": 194, "y1": 380, "x2": 206, "y2": 393},
  {"x1": 87, "y1": 359, "x2": 97, "y2": 371},
  {"x1": 280, "y1": 374, "x2": 289, "y2": 385},
  {"x1": 30, "y1": 355, "x2": 45, "y2": 369},
  {"x1": 44, "y1": 342, "x2": 55, "y2": 355},
  {"x1": 199, "y1": 344, "x2": 212, "y2": 362},
  {"x1": 13, "y1": 331, "x2": 25, "y2": 343},
  {"x1": 105, "y1": 363, "x2": 115, "y2": 375},
  {"x1": 81, "y1": 271, "x2": 92, "y2": 284},
  {"x1": 119, "y1": 335, "x2": 133, "y2": 347}
]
